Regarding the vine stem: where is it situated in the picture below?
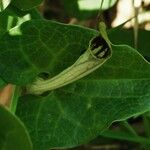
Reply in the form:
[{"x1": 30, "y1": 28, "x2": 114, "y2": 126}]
[
  {"x1": 133, "y1": 0, "x2": 142, "y2": 49},
  {"x1": 101, "y1": 130, "x2": 150, "y2": 145},
  {"x1": 119, "y1": 121, "x2": 138, "y2": 136},
  {"x1": 9, "y1": 86, "x2": 21, "y2": 114}
]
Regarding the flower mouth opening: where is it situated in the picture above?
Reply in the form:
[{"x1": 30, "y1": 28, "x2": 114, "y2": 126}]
[{"x1": 89, "y1": 36, "x2": 111, "y2": 59}]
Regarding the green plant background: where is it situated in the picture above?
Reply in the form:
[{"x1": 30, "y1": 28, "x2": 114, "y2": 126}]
[{"x1": 0, "y1": 0, "x2": 150, "y2": 150}]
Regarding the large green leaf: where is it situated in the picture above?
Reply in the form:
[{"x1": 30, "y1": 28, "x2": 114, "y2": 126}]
[
  {"x1": 0, "y1": 20, "x2": 97, "y2": 85},
  {"x1": 16, "y1": 44, "x2": 150, "y2": 149},
  {"x1": 62, "y1": 0, "x2": 117, "y2": 19},
  {"x1": 0, "y1": 106, "x2": 32, "y2": 150},
  {"x1": 12, "y1": 0, "x2": 43, "y2": 10}
]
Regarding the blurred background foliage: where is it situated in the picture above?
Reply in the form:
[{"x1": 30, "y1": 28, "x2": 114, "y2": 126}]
[{"x1": 40, "y1": 0, "x2": 150, "y2": 29}]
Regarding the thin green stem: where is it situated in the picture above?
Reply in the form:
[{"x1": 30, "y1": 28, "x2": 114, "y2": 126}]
[
  {"x1": 101, "y1": 130, "x2": 150, "y2": 145},
  {"x1": 10, "y1": 86, "x2": 21, "y2": 114},
  {"x1": 119, "y1": 121, "x2": 138, "y2": 136},
  {"x1": 97, "y1": 0, "x2": 104, "y2": 23}
]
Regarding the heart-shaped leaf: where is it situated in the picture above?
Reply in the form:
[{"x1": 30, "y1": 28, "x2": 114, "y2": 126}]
[{"x1": 16, "y1": 44, "x2": 150, "y2": 149}]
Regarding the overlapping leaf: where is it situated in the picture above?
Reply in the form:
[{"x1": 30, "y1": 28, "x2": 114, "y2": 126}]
[{"x1": 0, "y1": 106, "x2": 32, "y2": 150}]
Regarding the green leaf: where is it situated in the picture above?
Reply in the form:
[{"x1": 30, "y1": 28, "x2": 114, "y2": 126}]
[
  {"x1": 0, "y1": 106, "x2": 33, "y2": 150},
  {"x1": 16, "y1": 44, "x2": 150, "y2": 149},
  {"x1": 0, "y1": 0, "x2": 11, "y2": 12},
  {"x1": 0, "y1": 20, "x2": 97, "y2": 85},
  {"x1": 62, "y1": 0, "x2": 117, "y2": 19},
  {"x1": 108, "y1": 29, "x2": 150, "y2": 61},
  {"x1": 12, "y1": 0, "x2": 43, "y2": 10}
]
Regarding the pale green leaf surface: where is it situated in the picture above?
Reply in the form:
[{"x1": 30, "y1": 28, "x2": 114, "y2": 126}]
[
  {"x1": 0, "y1": 106, "x2": 33, "y2": 150},
  {"x1": 0, "y1": 4, "x2": 43, "y2": 37},
  {"x1": 101, "y1": 130, "x2": 150, "y2": 145},
  {"x1": 0, "y1": 0, "x2": 11, "y2": 12},
  {"x1": 0, "y1": 5, "x2": 33, "y2": 37},
  {"x1": 16, "y1": 44, "x2": 150, "y2": 149}
]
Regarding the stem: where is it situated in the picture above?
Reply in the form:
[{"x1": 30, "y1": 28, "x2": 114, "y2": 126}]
[
  {"x1": 120, "y1": 121, "x2": 138, "y2": 136},
  {"x1": 10, "y1": 86, "x2": 21, "y2": 114},
  {"x1": 133, "y1": 0, "x2": 142, "y2": 49},
  {"x1": 101, "y1": 130, "x2": 150, "y2": 145}
]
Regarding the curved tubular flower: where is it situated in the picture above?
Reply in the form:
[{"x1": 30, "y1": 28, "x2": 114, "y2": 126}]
[{"x1": 27, "y1": 22, "x2": 112, "y2": 95}]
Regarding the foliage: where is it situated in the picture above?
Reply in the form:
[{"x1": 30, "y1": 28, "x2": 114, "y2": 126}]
[
  {"x1": 0, "y1": 106, "x2": 32, "y2": 150},
  {"x1": 0, "y1": 0, "x2": 149, "y2": 150}
]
